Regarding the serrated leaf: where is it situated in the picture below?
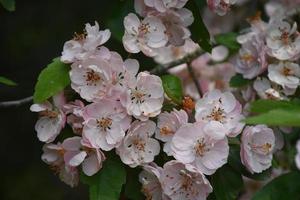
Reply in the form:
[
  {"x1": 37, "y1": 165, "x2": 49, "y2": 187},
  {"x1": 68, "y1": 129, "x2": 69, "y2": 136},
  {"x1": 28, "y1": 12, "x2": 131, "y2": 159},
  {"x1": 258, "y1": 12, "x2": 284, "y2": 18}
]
[
  {"x1": 33, "y1": 58, "x2": 70, "y2": 103},
  {"x1": 0, "y1": 76, "x2": 17, "y2": 86},
  {"x1": 245, "y1": 109, "x2": 300, "y2": 127},
  {"x1": 252, "y1": 171, "x2": 300, "y2": 200},
  {"x1": 0, "y1": 0, "x2": 15, "y2": 11},
  {"x1": 186, "y1": 0, "x2": 212, "y2": 52},
  {"x1": 215, "y1": 32, "x2": 241, "y2": 52},
  {"x1": 81, "y1": 155, "x2": 126, "y2": 200},
  {"x1": 229, "y1": 74, "x2": 251, "y2": 88},
  {"x1": 161, "y1": 75, "x2": 183, "y2": 105},
  {"x1": 211, "y1": 165, "x2": 244, "y2": 200},
  {"x1": 250, "y1": 99, "x2": 300, "y2": 114}
]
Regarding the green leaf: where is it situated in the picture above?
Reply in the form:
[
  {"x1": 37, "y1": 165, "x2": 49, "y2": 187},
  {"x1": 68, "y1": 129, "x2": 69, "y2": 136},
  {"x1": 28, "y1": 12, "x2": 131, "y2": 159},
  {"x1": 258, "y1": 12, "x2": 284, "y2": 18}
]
[
  {"x1": 228, "y1": 145, "x2": 272, "y2": 181},
  {"x1": 215, "y1": 32, "x2": 241, "y2": 52},
  {"x1": 252, "y1": 171, "x2": 300, "y2": 200},
  {"x1": 211, "y1": 165, "x2": 244, "y2": 200},
  {"x1": 124, "y1": 168, "x2": 144, "y2": 200},
  {"x1": 245, "y1": 109, "x2": 300, "y2": 126},
  {"x1": 161, "y1": 75, "x2": 184, "y2": 105},
  {"x1": 0, "y1": 76, "x2": 17, "y2": 86},
  {"x1": 33, "y1": 58, "x2": 70, "y2": 103},
  {"x1": 229, "y1": 74, "x2": 251, "y2": 88},
  {"x1": 0, "y1": 0, "x2": 15, "y2": 11},
  {"x1": 186, "y1": 0, "x2": 212, "y2": 52},
  {"x1": 249, "y1": 99, "x2": 300, "y2": 114},
  {"x1": 81, "y1": 155, "x2": 126, "y2": 200}
]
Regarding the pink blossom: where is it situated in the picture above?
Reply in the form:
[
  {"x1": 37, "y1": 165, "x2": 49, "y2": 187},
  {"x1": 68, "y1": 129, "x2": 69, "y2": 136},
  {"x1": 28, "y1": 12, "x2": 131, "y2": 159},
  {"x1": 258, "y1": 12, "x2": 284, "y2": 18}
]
[
  {"x1": 62, "y1": 136, "x2": 106, "y2": 176},
  {"x1": 69, "y1": 56, "x2": 112, "y2": 102},
  {"x1": 139, "y1": 163, "x2": 170, "y2": 200},
  {"x1": 155, "y1": 109, "x2": 188, "y2": 155},
  {"x1": 63, "y1": 100, "x2": 85, "y2": 134},
  {"x1": 123, "y1": 13, "x2": 168, "y2": 56},
  {"x1": 41, "y1": 143, "x2": 79, "y2": 187},
  {"x1": 195, "y1": 90, "x2": 244, "y2": 137},
  {"x1": 121, "y1": 72, "x2": 164, "y2": 121},
  {"x1": 82, "y1": 99, "x2": 131, "y2": 151},
  {"x1": 30, "y1": 94, "x2": 66, "y2": 143},
  {"x1": 117, "y1": 120, "x2": 160, "y2": 167},
  {"x1": 171, "y1": 122, "x2": 229, "y2": 175},
  {"x1": 207, "y1": 0, "x2": 237, "y2": 16},
  {"x1": 240, "y1": 125, "x2": 275, "y2": 174},
  {"x1": 144, "y1": 0, "x2": 188, "y2": 13},
  {"x1": 160, "y1": 161, "x2": 212, "y2": 200},
  {"x1": 61, "y1": 21, "x2": 111, "y2": 63}
]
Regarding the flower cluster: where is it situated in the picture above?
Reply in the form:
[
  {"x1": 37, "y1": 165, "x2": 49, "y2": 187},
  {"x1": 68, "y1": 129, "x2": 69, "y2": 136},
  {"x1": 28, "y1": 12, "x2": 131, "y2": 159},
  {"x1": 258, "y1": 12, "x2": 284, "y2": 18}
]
[
  {"x1": 31, "y1": 22, "x2": 165, "y2": 186},
  {"x1": 235, "y1": 9, "x2": 300, "y2": 100},
  {"x1": 123, "y1": 0, "x2": 194, "y2": 56}
]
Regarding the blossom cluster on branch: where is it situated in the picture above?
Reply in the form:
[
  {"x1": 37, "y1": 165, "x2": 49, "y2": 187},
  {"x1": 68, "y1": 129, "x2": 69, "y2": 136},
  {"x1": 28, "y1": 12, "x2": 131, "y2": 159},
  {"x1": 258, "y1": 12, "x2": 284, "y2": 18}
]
[{"x1": 29, "y1": 0, "x2": 300, "y2": 199}]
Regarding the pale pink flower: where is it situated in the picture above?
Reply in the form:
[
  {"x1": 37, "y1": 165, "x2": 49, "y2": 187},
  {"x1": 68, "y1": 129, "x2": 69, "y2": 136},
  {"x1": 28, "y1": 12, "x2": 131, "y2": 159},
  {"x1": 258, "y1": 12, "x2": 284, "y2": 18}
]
[
  {"x1": 155, "y1": 109, "x2": 188, "y2": 155},
  {"x1": 63, "y1": 100, "x2": 85, "y2": 134},
  {"x1": 121, "y1": 72, "x2": 164, "y2": 121},
  {"x1": 195, "y1": 90, "x2": 244, "y2": 137},
  {"x1": 123, "y1": 13, "x2": 168, "y2": 56},
  {"x1": 41, "y1": 143, "x2": 79, "y2": 187},
  {"x1": 117, "y1": 120, "x2": 160, "y2": 167},
  {"x1": 70, "y1": 56, "x2": 112, "y2": 102},
  {"x1": 82, "y1": 99, "x2": 131, "y2": 151},
  {"x1": 266, "y1": 20, "x2": 300, "y2": 60},
  {"x1": 236, "y1": 35, "x2": 268, "y2": 79},
  {"x1": 268, "y1": 61, "x2": 300, "y2": 92},
  {"x1": 30, "y1": 94, "x2": 66, "y2": 143},
  {"x1": 207, "y1": 0, "x2": 237, "y2": 16},
  {"x1": 240, "y1": 125, "x2": 275, "y2": 174},
  {"x1": 61, "y1": 21, "x2": 111, "y2": 63},
  {"x1": 139, "y1": 163, "x2": 170, "y2": 200},
  {"x1": 295, "y1": 140, "x2": 300, "y2": 170},
  {"x1": 160, "y1": 161, "x2": 213, "y2": 200},
  {"x1": 253, "y1": 77, "x2": 285, "y2": 100},
  {"x1": 144, "y1": 0, "x2": 188, "y2": 12},
  {"x1": 171, "y1": 122, "x2": 229, "y2": 175},
  {"x1": 62, "y1": 136, "x2": 106, "y2": 176}
]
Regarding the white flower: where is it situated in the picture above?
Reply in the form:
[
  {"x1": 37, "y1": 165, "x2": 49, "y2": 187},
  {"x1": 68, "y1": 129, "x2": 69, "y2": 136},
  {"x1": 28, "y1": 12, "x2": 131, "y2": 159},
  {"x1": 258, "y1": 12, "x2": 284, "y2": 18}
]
[
  {"x1": 82, "y1": 99, "x2": 131, "y2": 151},
  {"x1": 123, "y1": 13, "x2": 168, "y2": 56},
  {"x1": 160, "y1": 161, "x2": 213, "y2": 200},
  {"x1": 266, "y1": 21, "x2": 300, "y2": 60},
  {"x1": 268, "y1": 61, "x2": 300, "y2": 91},
  {"x1": 240, "y1": 125, "x2": 275, "y2": 174},
  {"x1": 195, "y1": 89, "x2": 244, "y2": 137},
  {"x1": 144, "y1": 0, "x2": 188, "y2": 12},
  {"x1": 253, "y1": 77, "x2": 285, "y2": 100},
  {"x1": 121, "y1": 71, "x2": 164, "y2": 121},
  {"x1": 207, "y1": 0, "x2": 237, "y2": 16},
  {"x1": 171, "y1": 122, "x2": 229, "y2": 175},
  {"x1": 117, "y1": 120, "x2": 160, "y2": 167},
  {"x1": 61, "y1": 22, "x2": 111, "y2": 63},
  {"x1": 155, "y1": 109, "x2": 188, "y2": 155}
]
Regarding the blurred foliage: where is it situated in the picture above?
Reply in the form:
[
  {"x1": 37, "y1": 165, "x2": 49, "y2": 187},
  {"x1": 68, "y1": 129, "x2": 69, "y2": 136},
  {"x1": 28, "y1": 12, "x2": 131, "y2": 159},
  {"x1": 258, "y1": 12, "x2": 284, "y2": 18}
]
[
  {"x1": 0, "y1": 76, "x2": 17, "y2": 86},
  {"x1": 0, "y1": 0, "x2": 15, "y2": 11}
]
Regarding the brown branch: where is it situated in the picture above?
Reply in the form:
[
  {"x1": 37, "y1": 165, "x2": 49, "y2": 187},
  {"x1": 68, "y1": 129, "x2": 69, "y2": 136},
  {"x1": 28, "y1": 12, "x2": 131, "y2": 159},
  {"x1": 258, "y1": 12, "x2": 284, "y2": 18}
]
[
  {"x1": 187, "y1": 63, "x2": 203, "y2": 98},
  {"x1": 0, "y1": 96, "x2": 33, "y2": 108}
]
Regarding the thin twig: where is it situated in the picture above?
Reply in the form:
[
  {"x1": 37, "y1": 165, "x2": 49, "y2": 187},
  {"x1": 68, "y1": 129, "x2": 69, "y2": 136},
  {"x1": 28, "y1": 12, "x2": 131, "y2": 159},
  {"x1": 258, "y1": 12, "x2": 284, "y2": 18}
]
[
  {"x1": 151, "y1": 48, "x2": 203, "y2": 74},
  {"x1": 186, "y1": 64, "x2": 203, "y2": 98},
  {"x1": 0, "y1": 96, "x2": 33, "y2": 108}
]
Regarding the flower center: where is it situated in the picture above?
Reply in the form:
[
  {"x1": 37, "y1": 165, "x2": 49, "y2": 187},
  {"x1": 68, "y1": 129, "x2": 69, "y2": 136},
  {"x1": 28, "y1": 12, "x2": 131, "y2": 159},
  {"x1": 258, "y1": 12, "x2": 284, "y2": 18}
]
[
  {"x1": 220, "y1": 0, "x2": 230, "y2": 10},
  {"x1": 280, "y1": 31, "x2": 290, "y2": 45},
  {"x1": 241, "y1": 53, "x2": 255, "y2": 63},
  {"x1": 40, "y1": 110, "x2": 59, "y2": 118},
  {"x1": 208, "y1": 107, "x2": 225, "y2": 122},
  {"x1": 131, "y1": 89, "x2": 150, "y2": 104},
  {"x1": 97, "y1": 117, "x2": 112, "y2": 132},
  {"x1": 139, "y1": 23, "x2": 150, "y2": 35},
  {"x1": 132, "y1": 138, "x2": 146, "y2": 151},
  {"x1": 250, "y1": 142, "x2": 273, "y2": 154},
  {"x1": 84, "y1": 70, "x2": 101, "y2": 86},
  {"x1": 282, "y1": 66, "x2": 293, "y2": 76},
  {"x1": 160, "y1": 126, "x2": 174, "y2": 136},
  {"x1": 73, "y1": 31, "x2": 86, "y2": 41},
  {"x1": 195, "y1": 138, "x2": 209, "y2": 157}
]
